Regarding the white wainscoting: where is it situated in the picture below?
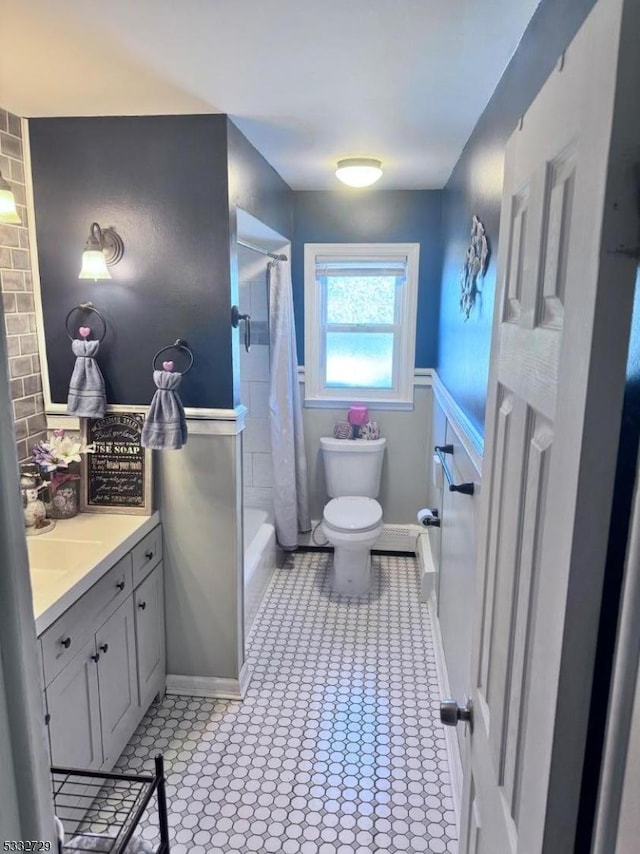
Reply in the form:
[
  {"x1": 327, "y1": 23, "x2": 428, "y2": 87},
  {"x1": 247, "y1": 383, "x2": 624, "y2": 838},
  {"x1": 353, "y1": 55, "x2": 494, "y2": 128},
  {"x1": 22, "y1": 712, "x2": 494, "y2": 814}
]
[
  {"x1": 430, "y1": 375, "x2": 483, "y2": 815},
  {"x1": 298, "y1": 369, "x2": 434, "y2": 527},
  {"x1": 46, "y1": 406, "x2": 247, "y2": 436}
]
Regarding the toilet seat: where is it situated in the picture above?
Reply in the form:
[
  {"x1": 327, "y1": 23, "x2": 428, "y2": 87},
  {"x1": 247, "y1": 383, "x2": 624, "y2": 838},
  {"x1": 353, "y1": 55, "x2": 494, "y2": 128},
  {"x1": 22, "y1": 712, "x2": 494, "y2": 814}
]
[{"x1": 323, "y1": 497, "x2": 383, "y2": 533}]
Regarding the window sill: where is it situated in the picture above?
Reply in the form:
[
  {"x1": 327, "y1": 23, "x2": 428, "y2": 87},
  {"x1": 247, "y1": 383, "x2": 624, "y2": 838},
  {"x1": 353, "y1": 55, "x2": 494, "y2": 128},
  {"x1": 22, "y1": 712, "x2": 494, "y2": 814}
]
[{"x1": 303, "y1": 396, "x2": 415, "y2": 411}]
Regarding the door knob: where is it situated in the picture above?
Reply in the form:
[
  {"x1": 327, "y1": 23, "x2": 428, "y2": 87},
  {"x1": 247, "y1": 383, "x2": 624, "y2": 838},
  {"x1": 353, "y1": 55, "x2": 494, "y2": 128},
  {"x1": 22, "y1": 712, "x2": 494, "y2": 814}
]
[{"x1": 440, "y1": 697, "x2": 474, "y2": 731}]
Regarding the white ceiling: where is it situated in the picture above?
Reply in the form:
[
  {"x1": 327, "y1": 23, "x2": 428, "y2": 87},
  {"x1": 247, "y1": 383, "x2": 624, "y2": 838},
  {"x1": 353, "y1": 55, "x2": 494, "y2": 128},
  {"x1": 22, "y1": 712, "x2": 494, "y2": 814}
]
[{"x1": 0, "y1": 0, "x2": 540, "y2": 190}]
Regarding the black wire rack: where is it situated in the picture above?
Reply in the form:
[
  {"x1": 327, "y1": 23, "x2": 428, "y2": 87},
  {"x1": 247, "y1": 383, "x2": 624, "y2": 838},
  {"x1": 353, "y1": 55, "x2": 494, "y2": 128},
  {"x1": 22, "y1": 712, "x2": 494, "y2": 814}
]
[{"x1": 51, "y1": 755, "x2": 170, "y2": 853}]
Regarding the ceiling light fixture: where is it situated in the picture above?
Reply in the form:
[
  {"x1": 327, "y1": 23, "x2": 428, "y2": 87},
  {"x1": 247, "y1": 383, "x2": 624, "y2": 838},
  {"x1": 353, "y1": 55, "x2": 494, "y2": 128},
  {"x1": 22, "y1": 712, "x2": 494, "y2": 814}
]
[
  {"x1": 79, "y1": 222, "x2": 124, "y2": 280},
  {"x1": 335, "y1": 158, "x2": 383, "y2": 188},
  {"x1": 0, "y1": 170, "x2": 21, "y2": 223}
]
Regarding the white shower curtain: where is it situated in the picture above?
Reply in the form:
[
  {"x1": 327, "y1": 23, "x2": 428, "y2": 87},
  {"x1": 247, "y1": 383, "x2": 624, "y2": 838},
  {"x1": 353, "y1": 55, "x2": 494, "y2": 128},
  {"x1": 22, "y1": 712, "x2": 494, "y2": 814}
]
[{"x1": 268, "y1": 257, "x2": 311, "y2": 549}]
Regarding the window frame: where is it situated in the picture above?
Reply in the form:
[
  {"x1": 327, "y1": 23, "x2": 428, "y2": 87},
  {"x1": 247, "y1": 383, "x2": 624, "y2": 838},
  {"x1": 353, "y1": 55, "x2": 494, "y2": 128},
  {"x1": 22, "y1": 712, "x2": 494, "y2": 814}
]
[{"x1": 303, "y1": 243, "x2": 420, "y2": 409}]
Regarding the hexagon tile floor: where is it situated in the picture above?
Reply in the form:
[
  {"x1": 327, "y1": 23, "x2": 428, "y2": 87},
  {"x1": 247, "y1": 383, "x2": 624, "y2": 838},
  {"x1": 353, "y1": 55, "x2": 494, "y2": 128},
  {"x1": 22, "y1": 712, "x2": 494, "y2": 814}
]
[{"x1": 115, "y1": 551, "x2": 458, "y2": 853}]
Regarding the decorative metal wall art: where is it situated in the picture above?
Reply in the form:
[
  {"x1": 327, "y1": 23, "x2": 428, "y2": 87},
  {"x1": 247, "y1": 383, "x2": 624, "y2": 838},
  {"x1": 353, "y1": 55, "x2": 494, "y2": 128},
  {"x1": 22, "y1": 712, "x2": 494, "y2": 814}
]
[{"x1": 460, "y1": 215, "x2": 489, "y2": 320}]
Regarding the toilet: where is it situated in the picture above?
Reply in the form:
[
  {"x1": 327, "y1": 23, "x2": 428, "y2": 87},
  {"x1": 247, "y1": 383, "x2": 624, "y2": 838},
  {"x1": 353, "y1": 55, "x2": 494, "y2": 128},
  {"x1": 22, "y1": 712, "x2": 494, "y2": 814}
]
[{"x1": 320, "y1": 436, "x2": 386, "y2": 595}]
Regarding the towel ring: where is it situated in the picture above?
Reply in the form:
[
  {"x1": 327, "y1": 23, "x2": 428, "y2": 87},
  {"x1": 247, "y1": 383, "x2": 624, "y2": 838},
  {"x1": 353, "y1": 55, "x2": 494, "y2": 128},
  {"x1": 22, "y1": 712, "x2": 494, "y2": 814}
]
[
  {"x1": 152, "y1": 339, "x2": 194, "y2": 375},
  {"x1": 65, "y1": 302, "x2": 107, "y2": 342}
]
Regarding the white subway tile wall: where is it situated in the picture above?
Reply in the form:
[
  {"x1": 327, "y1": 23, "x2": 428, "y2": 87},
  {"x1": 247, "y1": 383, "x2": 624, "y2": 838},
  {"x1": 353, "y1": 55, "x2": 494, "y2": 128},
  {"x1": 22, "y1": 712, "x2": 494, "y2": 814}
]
[
  {"x1": 248, "y1": 380, "x2": 270, "y2": 418},
  {"x1": 245, "y1": 486, "x2": 275, "y2": 511},
  {"x1": 244, "y1": 418, "x2": 272, "y2": 455},
  {"x1": 241, "y1": 345, "x2": 270, "y2": 382},
  {"x1": 0, "y1": 108, "x2": 46, "y2": 462},
  {"x1": 239, "y1": 251, "x2": 273, "y2": 512},
  {"x1": 252, "y1": 452, "x2": 274, "y2": 488}
]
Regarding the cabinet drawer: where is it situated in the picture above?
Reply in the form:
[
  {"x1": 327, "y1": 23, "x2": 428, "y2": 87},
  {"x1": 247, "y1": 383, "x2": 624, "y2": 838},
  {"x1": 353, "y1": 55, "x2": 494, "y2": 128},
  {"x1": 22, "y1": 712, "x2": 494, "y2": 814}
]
[
  {"x1": 41, "y1": 554, "x2": 133, "y2": 687},
  {"x1": 132, "y1": 526, "x2": 162, "y2": 586}
]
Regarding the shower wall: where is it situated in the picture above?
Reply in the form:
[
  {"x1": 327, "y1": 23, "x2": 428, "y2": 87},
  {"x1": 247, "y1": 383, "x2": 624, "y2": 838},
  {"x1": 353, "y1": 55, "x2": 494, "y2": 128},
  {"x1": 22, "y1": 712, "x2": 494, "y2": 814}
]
[{"x1": 239, "y1": 247, "x2": 273, "y2": 513}]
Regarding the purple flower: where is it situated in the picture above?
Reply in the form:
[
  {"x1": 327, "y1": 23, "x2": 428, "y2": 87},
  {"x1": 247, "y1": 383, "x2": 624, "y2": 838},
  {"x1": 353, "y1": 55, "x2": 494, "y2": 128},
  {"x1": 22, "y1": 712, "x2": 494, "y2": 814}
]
[{"x1": 31, "y1": 430, "x2": 93, "y2": 472}]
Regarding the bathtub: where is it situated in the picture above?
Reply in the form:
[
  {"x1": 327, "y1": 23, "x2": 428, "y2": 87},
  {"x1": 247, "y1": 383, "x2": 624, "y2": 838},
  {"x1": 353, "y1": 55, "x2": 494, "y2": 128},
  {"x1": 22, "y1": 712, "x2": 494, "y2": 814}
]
[{"x1": 243, "y1": 507, "x2": 276, "y2": 640}]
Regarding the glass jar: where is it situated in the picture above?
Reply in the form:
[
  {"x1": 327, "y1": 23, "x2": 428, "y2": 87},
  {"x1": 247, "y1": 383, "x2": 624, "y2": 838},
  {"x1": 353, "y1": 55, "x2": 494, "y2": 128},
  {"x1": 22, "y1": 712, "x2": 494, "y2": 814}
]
[{"x1": 43, "y1": 466, "x2": 80, "y2": 519}]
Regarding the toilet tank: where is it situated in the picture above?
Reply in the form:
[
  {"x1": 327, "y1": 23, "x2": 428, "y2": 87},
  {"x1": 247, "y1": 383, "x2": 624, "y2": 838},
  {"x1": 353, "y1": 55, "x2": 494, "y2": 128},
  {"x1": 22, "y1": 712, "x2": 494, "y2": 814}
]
[{"x1": 320, "y1": 437, "x2": 386, "y2": 498}]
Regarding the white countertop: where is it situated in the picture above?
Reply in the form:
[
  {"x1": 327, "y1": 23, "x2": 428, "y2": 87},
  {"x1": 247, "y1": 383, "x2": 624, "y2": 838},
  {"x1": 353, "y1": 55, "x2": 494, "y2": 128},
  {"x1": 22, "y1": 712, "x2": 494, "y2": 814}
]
[{"x1": 28, "y1": 511, "x2": 161, "y2": 636}]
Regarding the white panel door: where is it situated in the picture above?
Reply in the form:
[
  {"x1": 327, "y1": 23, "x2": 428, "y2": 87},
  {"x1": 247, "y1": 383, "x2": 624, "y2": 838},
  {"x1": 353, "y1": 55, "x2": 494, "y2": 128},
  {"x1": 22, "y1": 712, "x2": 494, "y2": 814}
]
[{"x1": 458, "y1": 0, "x2": 640, "y2": 851}]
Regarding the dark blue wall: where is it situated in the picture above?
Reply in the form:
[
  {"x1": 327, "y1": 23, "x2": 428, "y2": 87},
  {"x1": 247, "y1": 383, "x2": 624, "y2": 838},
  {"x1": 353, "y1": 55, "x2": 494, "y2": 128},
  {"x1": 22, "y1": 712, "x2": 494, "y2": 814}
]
[
  {"x1": 292, "y1": 190, "x2": 443, "y2": 367},
  {"x1": 30, "y1": 114, "x2": 235, "y2": 410},
  {"x1": 226, "y1": 118, "x2": 293, "y2": 242},
  {"x1": 29, "y1": 115, "x2": 294, "y2": 412},
  {"x1": 437, "y1": 0, "x2": 597, "y2": 436},
  {"x1": 226, "y1": 118, "x2": 293, "y2": 406}
]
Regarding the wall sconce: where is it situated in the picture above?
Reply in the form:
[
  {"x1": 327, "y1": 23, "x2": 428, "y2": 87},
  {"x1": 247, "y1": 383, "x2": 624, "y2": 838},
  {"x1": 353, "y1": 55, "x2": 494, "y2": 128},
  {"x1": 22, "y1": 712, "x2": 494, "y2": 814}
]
[
  {"x1": 0, "y1": 169, "x2": 21, "y2": 224},
  {"x1": 78, "y1": 222, "x2": 124, "y2": 280}
]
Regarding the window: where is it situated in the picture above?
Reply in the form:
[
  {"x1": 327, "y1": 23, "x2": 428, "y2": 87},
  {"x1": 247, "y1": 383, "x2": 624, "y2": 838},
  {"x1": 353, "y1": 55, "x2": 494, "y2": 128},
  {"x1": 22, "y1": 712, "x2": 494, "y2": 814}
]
[{"x1": 304, "y1": 243, "x2": 420, "y2": 408}]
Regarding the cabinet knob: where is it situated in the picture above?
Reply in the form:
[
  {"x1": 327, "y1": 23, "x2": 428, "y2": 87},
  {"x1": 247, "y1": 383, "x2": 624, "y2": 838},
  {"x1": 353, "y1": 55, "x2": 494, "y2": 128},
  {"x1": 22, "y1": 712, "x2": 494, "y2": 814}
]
[
  {"x1": 138, "y1": 601, "x2": 147, "y2": 610},
  {"x1": 116, "y1": 580, "x2": 125, "y2": 591},
  {"x1": 145, "y1": 550, "x2": 154, "y2": 560},
  {"x1": 61, "y1": 636, "x2": 71, "y2": 649},
  {"x1": 99, "y1": 643, "x2": 109, "y2": 654},
  {"x1": 90, "y1": 653, "x2": 100, "y2": 663}
]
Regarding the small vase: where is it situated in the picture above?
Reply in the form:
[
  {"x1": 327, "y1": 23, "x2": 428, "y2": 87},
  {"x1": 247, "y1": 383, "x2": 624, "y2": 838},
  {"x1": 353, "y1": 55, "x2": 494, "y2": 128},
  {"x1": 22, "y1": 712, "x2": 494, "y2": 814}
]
[{"x1": 44, "y1": 467, "x2": 80, "y2": 519}]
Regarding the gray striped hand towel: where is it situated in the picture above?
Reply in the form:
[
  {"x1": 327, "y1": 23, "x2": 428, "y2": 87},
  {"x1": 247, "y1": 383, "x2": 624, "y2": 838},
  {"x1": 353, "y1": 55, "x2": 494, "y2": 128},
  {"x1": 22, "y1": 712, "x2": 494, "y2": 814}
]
[{"x1": 67, "y1": 339, "x2": 107, "y2": 419}]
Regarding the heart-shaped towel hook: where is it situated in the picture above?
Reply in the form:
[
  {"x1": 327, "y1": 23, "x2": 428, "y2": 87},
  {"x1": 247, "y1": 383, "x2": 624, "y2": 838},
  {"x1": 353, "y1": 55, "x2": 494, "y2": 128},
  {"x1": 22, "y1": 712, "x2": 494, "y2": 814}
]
[
  {"x1": 162, "y1": 360, "x2": 175, "y2": 372},
  {"x1": 79, "y1": 326, "x2": 91, "y2": 339}
]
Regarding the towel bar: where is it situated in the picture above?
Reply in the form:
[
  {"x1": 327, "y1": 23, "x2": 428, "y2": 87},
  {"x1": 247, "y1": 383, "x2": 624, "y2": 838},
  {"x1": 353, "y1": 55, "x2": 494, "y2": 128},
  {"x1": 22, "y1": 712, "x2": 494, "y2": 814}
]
[
  {"x1": 231, "y1": 305, "x2": 251, "y2": 352},
  {"x1": 434, "y1": 445, "x2": 475, "y2": 496}
]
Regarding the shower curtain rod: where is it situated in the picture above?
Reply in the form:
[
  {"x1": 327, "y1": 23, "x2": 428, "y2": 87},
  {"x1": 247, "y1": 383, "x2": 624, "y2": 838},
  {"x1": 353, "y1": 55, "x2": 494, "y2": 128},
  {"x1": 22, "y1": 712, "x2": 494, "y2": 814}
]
[{"x1": 237, "y1": 238, "x2": 287, "y2": 262}]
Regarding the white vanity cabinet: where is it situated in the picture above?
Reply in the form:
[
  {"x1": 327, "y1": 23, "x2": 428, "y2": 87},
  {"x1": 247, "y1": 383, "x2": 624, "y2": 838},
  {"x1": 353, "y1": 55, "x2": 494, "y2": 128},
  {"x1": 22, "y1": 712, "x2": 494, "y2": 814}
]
[
  {"x1": 134, "y1": 565, "x2": 165, "y2": 712},
  {"x1": 47, "y1": 636, "x2": 102, "y2": 769},
  {"x1": 41, "y1": 524, "x2": 165, "y2": 771},
  {"x1": 96, "y1": 596, "x2": 139, "y2": 766}
]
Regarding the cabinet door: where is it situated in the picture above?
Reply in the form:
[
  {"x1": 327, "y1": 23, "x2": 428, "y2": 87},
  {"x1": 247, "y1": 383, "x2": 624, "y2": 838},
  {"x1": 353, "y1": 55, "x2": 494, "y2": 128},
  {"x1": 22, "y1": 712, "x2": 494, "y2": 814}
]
[
  {"x1": 96, "y1": 597, "x2": 138, "y2": 767},
  {"x1": 47, "y1": 637, "x2": 102, "y2": 769},
  {"x1": 134, "y1": 564, "x2": 165, "y2": 710}
]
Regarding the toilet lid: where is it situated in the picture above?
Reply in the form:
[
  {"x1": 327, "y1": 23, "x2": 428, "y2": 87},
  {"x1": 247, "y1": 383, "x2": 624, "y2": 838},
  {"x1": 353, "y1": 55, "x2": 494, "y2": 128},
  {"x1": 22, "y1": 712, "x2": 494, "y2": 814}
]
[{"x1": 323, "y1": 497, "x2": 383, "y2": 533}]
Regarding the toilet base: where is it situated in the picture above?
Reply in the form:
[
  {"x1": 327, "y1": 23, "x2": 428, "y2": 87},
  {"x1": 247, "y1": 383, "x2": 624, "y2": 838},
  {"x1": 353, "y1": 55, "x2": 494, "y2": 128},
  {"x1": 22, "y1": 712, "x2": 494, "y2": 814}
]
[{"x1": 331, "y1": 545, "x2": 371, "y2": 596}]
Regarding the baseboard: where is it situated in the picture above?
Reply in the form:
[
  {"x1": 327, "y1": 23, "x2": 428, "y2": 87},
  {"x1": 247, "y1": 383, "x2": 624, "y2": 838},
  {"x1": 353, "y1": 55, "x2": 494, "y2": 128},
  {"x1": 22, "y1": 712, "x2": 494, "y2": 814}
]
[
  {"x1": 166, "y1": 662, "x2": 252, "y2": 700},
  {"x1": 298, "y1": 521, "x2": 422, "y2": 552},
  {"x1": 428, "y1": 595, "x2": 463, "y2": 831},
  {"x1": 417, "y1": 532, "x2": 436, "y2": 602}
]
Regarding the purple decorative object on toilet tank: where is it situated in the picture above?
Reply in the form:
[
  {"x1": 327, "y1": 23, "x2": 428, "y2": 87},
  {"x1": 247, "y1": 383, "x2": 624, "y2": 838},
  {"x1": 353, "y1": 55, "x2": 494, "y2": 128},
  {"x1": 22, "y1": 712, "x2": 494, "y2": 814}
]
[{"x1": 347, "y1": 405, "x2": 369, "y2": 426}]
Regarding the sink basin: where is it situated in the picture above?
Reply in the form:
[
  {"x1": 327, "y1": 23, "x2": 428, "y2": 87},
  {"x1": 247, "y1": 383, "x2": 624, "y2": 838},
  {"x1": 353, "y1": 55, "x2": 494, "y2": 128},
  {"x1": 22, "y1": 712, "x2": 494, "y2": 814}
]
[{"x1": 27, "y1": 539, "x2": 103, "y2": 573}]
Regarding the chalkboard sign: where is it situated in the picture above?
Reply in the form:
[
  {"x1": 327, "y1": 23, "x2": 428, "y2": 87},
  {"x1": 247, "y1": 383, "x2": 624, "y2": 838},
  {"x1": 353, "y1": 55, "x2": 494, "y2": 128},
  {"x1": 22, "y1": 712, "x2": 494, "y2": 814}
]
[{"x1": 80, "y1": 412, "x2": 153, "y2": 515}]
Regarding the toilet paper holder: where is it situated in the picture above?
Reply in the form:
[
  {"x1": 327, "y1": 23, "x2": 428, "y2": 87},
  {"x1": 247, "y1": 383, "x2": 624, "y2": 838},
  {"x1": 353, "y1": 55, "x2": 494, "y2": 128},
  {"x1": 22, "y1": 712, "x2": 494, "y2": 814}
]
[
  {"x1": 434, "y1": 445, "x2": 475, "y2": 496},
  {"x1": 417, "y1": 508, "x2": 440, "y2": 528}
]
